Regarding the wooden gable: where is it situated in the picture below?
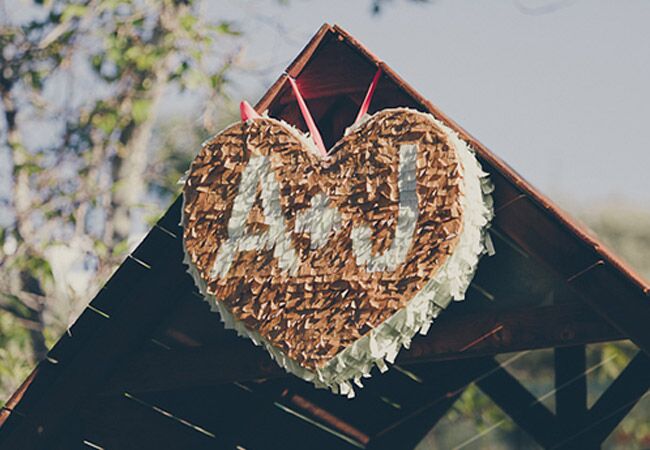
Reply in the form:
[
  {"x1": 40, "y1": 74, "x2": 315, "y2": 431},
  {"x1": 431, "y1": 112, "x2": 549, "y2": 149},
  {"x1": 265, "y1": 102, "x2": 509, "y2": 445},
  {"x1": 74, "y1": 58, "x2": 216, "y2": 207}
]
[{"x1": 0, "y1": 24, "x2": 648, "y2": 450}]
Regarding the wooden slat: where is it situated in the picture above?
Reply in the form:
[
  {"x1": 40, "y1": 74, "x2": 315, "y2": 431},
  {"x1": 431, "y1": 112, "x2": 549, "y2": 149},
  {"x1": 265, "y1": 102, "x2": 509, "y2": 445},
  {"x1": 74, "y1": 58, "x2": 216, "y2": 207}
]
[
  {"x1": 132, "y1": 384, "x2": 364, "y2": 450},
  {"x1": 0, "y1": 203, "x2": 193, "y2": 449},
  {"x1": 103, "y1": 302, "x2": 624, "y2": 395},
  {"x1": 0, "y1": 367, "x2": 39, "y2": 427},
  {"x1": 404, "y1": 302, "x2": 623, "y2": 363},
  {"x1": 77, "y1": 394, "x2": 221, "y2": 450}
]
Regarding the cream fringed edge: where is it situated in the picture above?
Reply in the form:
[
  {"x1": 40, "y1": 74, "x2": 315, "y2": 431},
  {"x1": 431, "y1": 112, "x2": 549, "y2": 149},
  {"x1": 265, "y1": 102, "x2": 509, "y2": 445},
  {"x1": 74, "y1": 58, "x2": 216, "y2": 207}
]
[{"x1": 182, "y1": 108, "x2": 494, "y2": 398}]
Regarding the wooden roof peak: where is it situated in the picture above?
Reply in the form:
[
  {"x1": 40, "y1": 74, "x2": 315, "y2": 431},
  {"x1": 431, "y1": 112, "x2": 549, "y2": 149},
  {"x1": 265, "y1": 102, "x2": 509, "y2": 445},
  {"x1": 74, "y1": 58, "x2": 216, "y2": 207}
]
[{"x1": 0, "y1": 23, "x2": 648, "y2": 450}]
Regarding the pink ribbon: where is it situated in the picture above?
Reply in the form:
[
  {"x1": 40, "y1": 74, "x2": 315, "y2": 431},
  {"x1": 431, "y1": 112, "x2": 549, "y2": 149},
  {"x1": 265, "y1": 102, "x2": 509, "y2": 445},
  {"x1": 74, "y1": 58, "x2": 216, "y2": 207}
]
[
  {"x1": 239, "y1": 66, "x2": 382, "y2": 159},
  {"x1": 240, "y1": 100, "x2": 261, "y2": 121},
  {"x1": 287, "y1": 76, "x2": 328, "y2": 158},
  {"x1": 355, "y1": 68, "x2": 382, "y2": 124}
]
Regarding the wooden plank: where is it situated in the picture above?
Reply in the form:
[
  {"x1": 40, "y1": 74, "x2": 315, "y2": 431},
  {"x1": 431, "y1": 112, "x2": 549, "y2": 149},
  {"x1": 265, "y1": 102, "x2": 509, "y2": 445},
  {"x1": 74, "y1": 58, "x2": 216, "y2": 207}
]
[
  {"x1": 0, "y1": 367, "x2": 38, "y2": 427},
  {"x1": 0, "y1": 210, "x2": 193, "y2": 449},
  {"x1": 132, "y1": 384, "x2": 364, "y2": 450},
  {"x1": 476, "y1": 358, "x2": 561, "y2": 448},
  {"x1": 402, "y1": 302, "x2": 623, "y2": 364},
  {"x1": 555, "y1": 345, "x2": 591, "y2": 448},
  {"x1": 78, "y1": 394, "x2": 221, "y2": 450},
  {"x1": 103, "y1": 302, "x2": 624, "y2": 395}
]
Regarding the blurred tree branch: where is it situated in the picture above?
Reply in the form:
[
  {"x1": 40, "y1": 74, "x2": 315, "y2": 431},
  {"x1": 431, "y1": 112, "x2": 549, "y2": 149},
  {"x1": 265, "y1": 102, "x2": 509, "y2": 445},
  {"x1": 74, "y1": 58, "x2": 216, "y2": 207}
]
[{"x1": 0, "y1": 0, "x2": 243, "y2": 394}]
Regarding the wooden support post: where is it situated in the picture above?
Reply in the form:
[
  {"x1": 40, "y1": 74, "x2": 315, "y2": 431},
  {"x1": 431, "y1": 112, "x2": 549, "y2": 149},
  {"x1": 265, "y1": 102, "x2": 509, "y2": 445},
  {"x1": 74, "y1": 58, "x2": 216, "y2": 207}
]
[
  {"x1": 477, "y1": 358, "x2": 560, "y2": 449},
  {"x1": 553, "y1": 345, "x2": 593, "y2": 449},
  {"x1": 103, "y1": 302, "x2": 623, "y2": 396},
  {"x1": 557, "y1": 352, "x2": 650, "y2": 449},
  {"x1": 367, "y1": 358, "x2": 494, "y2": 450},
  {"x1": 366, "y1": 389, "x2": 464, "y2": 450}
]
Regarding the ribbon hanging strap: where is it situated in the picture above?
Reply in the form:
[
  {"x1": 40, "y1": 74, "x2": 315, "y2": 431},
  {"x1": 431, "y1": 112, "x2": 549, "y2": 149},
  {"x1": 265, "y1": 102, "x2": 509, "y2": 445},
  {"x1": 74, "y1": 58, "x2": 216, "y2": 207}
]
[
  {"x1": 354, "y1": 68, "x2": 382, "y2": 124},
  {"x1": 288, "y1": 76, "x2": 328, "y2": 158}
]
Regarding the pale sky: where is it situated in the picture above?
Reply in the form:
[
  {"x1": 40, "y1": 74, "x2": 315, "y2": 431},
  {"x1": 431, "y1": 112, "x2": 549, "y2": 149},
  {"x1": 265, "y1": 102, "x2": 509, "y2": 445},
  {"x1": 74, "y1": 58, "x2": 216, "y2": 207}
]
[
  {"x1": 3, "y1": 0, "x2": 649, "y2": 214},
  {"x1": 210, "y1": 0, "x2": 650, "y2": 210}
]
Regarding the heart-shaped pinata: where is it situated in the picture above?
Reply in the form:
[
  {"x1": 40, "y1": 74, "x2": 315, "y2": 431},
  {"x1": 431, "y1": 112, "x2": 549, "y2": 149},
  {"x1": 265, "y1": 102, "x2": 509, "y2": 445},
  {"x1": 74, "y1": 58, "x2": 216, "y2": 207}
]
[{"x1": 182, "y1": 108, "x2": 493, "y2": 396}]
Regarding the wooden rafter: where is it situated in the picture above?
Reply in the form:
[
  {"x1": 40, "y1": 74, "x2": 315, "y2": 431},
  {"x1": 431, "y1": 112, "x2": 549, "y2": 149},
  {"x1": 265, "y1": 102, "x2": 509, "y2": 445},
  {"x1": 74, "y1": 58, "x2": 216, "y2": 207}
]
[
  {"x1": 0, "y1": 203, "x2": 190, "y2": 449},
  {"x1": 476, "y1": 358, "x2": 560, "y2": 448},
  {"x1": 101, "y1": 300, "x2": 623, "y2": 396},
  {"x1": 1, "y1": 23, "x2": 649, "y2": 450}
]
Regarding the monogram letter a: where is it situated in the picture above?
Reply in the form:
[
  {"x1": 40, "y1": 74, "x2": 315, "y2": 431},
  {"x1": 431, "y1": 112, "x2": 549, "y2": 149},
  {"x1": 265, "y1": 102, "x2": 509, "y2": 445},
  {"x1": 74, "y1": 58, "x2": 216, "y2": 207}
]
[{"x1": 210, "y1": 154, "x2": 300, "y2": 279}]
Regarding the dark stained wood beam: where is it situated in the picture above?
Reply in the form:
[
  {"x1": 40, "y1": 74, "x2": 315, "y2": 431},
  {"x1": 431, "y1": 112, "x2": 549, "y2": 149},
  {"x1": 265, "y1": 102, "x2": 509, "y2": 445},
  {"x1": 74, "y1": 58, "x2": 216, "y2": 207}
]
[
  {"x1": 326, "y1": 23, "x2": 650, "y2": 357},
  {"x1": 367, "y1": 358, "x2": 494, "y2": 450},
  {"x1": 476, "y1": 358, "x2": 561, "y2": 448},
  {"x1": 102, "y1": 301, "x2": 624, "y2": 396},
  {"x1": 403, "y1": 302, "x2": 623, "y2": 364},
  {"x1": 490, "y1": 177, "x2": 650, "y2": 356},
  {"x1": 117, "y1": 383, "x2": 365, "y2": 450},
  {"x1": 555, "y1": 352, "x2": 650, "y2": 449},
  {"x1": 0, "y1": 201, "x2": 195, "y2": 450},
  {"x1": 567, "y1": 261, "x2": 650, "y2": 357},
  {"x1": 554, "y1": 345, "x2": 593, "y2": 449},
  {"x1": 75, "y1": 394, "x2": 224, "y2": 450}
]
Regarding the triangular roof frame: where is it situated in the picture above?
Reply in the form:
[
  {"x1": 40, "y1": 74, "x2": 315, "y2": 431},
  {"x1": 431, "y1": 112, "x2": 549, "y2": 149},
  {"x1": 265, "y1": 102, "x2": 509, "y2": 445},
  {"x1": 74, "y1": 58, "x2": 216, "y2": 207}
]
[
  {"x1": 255, "y1": 23, "x2": 650, "y2": 350},
  {"x1": 0, "y1": 23, "x2": 648, "y2": 450}
]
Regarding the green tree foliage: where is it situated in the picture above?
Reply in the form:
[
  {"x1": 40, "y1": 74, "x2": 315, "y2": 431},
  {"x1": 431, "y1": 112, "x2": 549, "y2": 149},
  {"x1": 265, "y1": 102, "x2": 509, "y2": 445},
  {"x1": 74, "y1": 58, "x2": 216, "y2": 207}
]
[{"x1": 0, "y1": 0, "x2": 241, "y2": 402}]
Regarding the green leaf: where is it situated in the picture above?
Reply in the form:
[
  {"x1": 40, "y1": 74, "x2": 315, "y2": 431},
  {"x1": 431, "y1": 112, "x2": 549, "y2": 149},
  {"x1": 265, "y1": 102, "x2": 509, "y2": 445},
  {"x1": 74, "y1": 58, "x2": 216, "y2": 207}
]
[
  {"x1": 92, "y1": 111, "x2": 118, "y2": 134},
  {"x1": 61, "y1": 4, "x2": 88, "y2": 22},
  {"x1": 179, "y1": 14, "x2": 198, "y2": 32},
  {"x1": 131, "y1": 98, "x2": 151, "y2": 124},
  {"x1": 212, "y1": 21, "x2": 241, "y2": 36},
  {"x1": 112, "y1": 239, "x2": 129, "y2": 257}
]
